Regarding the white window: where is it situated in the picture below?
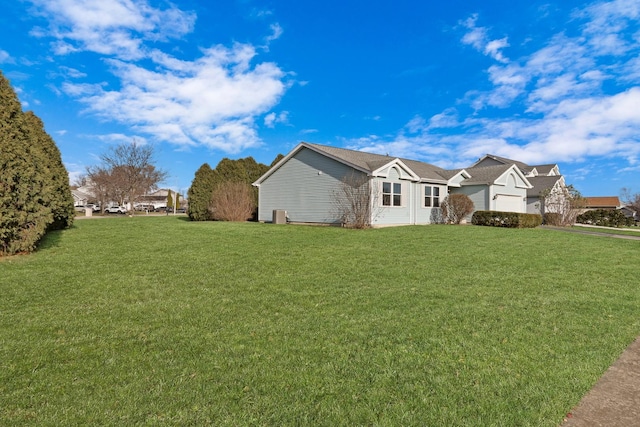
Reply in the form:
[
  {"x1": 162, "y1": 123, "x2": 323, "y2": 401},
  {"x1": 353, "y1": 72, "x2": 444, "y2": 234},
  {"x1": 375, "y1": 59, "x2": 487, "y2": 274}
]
[
  {"x1": 382, "y1": 182, "x2": 402, "y2": 206},
  {"x1": 424, "y1": 186, "x2": 440, "y2": 207}
]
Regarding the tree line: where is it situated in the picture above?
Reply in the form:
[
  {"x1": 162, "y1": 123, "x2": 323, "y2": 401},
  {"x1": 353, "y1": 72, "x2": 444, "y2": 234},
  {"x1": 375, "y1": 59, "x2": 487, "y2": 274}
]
[
  {"x1": 187, "y1": 155, "x2": 282, "y2": 222},
  {"x1": 0, "y1": 71, "x2": 75, "y2": 255}
]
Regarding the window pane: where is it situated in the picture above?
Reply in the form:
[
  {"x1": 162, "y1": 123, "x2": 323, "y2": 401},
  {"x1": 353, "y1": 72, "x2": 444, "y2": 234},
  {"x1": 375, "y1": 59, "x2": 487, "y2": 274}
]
[
  {"x1": 383, "y1": 182, "x2": 391, "y2": 193},
  {"x1": 433, "y1": 198, "x2": 440, "y2": 208},
  {"x1": 425, "y1": 197, "x2": 431, "y2": 207},
  {"x1": 383, "y1": 194, "x2": 391, "y2": 206},
  {"x1": 393, "y1": 194, "x2": 401, "y2": 206},
  {"x1": 393, "y1": 183, "x2": 401, "y2": 194},
  {"x1": 425, "y1": 186, "x2": 431, "y2": 197},
  {"x1": 434, "y1": 187, "x2": 440, "y2": 197}
]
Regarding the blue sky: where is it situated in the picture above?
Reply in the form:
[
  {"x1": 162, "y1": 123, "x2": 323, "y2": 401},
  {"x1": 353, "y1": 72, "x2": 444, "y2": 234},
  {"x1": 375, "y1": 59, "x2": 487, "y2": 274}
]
[{"x1": 1, "y1": 0, "x2": 639, "y2": 197}]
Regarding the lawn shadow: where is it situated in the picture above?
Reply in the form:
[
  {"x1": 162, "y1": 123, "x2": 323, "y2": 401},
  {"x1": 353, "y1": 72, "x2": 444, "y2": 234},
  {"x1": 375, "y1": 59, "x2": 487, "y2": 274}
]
[{"x1": 36, "y1": 228, "x2": 65, "y2": 252}]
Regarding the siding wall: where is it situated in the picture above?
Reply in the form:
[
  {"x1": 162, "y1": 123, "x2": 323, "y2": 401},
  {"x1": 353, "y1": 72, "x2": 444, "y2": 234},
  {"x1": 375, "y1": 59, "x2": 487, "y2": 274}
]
[
  {"x1": 493, "y1": 173, "x2": 527, "y2": 213},
  {"x1": 527, "y1": 197, "x2": 541, "y2": 214},
  {"x1": 371, "y1": 168, "x2": 410, "y2": 225},
  {"x1": 451, "y1": 185, "x2": 489, "y2": 211},
  {"x1": 257, "y1": 147, "x2": 357, "y2": 223},
  {"x1": 258, "y1": 149, "x2": 447, "y2": 226}
]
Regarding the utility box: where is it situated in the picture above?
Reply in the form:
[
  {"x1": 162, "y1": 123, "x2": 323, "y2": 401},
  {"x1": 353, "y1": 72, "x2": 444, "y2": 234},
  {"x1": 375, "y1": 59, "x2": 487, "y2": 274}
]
[
  {"x1": 85, "y1": 207, "x2": 93, "y2": 217},
  {"x1": 272, "y1": 210, "x2": 287, "y2": 224}
]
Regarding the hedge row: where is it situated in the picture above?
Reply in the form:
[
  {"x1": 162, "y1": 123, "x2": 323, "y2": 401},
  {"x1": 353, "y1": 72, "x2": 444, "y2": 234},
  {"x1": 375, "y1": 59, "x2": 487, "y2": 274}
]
[
  {"x1": 471, "y1": 210, "x2": 543, "y2": 228},
  {"x1": 576, "y1": 209, "x2": 635, "y2": 228}
]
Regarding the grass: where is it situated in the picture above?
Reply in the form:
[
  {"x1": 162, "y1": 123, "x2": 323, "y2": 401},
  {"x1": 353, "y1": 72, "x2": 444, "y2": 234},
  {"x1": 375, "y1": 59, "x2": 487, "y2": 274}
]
[{"x1": 1, "y1": 217, "x2": 639, "y2": 425}]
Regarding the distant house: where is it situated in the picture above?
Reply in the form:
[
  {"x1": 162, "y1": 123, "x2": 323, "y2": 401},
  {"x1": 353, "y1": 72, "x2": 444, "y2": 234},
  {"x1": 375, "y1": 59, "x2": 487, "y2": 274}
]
[
  {"x1": 137, "y1": 189, "x2": 173, "y2": 210},
  {"x1": 253, "y1": 142, "x2": 534, "y2": 226},
  {"x1": 469, "y1": 154, "x2": 565, "y2": 215},
  {"x1": 71, "y1": 188, "x2": 92, "y2": 206},
  {"x1": 583, "y1": 196, "x2": 622, "y2": 210}
]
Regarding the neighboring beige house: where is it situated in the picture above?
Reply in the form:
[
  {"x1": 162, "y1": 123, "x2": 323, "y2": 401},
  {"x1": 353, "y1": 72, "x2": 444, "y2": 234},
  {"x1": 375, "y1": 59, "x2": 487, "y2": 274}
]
[
  {"x1": 581, "y1": 197, "x2": 637, "y2": 222},
  {"x1": 583, "y1": 196, "x2": 622, "y2": 210}
]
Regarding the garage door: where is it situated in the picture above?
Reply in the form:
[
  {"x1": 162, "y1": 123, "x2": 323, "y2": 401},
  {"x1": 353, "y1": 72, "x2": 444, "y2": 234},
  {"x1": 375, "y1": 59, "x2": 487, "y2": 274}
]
[{"x1": 495, "y1": 195, "x2": 523, "y2": 213}]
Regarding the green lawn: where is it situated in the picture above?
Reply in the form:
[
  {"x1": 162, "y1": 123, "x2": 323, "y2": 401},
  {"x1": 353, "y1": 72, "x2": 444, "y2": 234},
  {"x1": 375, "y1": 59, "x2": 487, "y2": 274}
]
[{"x1": 2, "y1": 217, "x2": 638, "y2": 426}]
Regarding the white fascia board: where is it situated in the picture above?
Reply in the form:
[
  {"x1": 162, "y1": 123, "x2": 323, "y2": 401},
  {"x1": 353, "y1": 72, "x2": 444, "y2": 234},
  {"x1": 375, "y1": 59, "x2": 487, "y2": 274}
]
[
  {"x1": 371, "y1": 159, "x2": 420, "y2": 181},
  {"x1": 497, "y1": 165, "x2": 533, "y2": 189},
  {"x1": 445, "y1": 169, "x2": 471, "y2": 187}
]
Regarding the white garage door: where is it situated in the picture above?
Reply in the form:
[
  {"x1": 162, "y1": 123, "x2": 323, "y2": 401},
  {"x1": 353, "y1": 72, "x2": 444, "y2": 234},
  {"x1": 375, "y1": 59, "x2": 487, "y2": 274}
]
[{"x1": 496, "y1": 195, "x2": 523, "y2": 213}]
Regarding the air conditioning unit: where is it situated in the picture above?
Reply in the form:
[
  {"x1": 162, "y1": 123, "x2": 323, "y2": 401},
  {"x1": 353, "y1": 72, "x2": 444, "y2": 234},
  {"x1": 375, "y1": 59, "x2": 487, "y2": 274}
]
[{"x1": 272, "y1": 209, "x2": 287, "y2": 224}]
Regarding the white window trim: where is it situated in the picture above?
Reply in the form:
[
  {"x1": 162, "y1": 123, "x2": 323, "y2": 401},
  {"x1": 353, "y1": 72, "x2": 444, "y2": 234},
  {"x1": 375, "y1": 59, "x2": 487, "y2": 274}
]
[
  {"x1": 381, "y1": 181, "x2": 403, "y2": 207},
  {"x1": 424, "y1": 185, "x2": 441, "y2": 208}
]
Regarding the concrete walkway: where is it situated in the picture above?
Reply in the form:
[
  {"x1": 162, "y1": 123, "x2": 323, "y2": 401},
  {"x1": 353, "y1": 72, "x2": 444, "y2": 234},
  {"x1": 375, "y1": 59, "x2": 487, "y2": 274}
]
[
  {"x1": 561, "y1": 337, "x2": 640, "y2": 426},
  {"x1": 541, "y1": 225, "x2": 640, "y2": 241}
]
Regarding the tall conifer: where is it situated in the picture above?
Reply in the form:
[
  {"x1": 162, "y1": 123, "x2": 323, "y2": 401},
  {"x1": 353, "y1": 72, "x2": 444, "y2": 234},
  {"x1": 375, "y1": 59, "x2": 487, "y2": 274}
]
[{"x1": 0, "y1": 71, "x2": 73, "y2": 255}]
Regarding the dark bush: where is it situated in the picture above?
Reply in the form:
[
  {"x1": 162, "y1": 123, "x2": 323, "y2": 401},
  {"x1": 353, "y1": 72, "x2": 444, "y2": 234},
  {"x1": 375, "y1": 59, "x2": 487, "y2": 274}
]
[
  {"x1": 576, "y1": 209, "x2": 634, "y2": 228},
  {"x1": 472, "y1": 210, "x2": 542, "y2": 228},
  {"x1": 441, "y1": 194, "x2": 474, "y2": 224},
  {"x1": 543, "y1": 212, "x2": 563, "y2": 226}
]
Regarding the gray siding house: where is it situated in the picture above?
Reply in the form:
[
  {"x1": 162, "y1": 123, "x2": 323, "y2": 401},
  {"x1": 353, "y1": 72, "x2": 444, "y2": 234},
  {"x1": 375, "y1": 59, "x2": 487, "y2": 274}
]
[
  {"x1": 253, "y1": 143, "x2": 535, "y2": 226},
  {"x1": 471, "y1": 154, "x2": 565, "y2": 215},
  {"x1": 450, "y1": 164, "x2": 532, "y2": 215}
]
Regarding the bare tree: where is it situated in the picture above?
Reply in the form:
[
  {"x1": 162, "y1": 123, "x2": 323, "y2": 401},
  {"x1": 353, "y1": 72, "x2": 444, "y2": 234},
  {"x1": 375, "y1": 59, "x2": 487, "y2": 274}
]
[
  {"x1": 621, "y1": 187, "x2": 640, "y2": 213},
  {"x1": 209, "y1": 181, "x2": 256, "y2": 221},
  {"x1": 97, "y1": 141, "x2": 167, "y2": 212},
  {"x1": 540, "y1": 184, "x2": 585, "y2": 226},
  {"x1": 85, "y1": 166, "x2": 113, "y2": 212},
  {"x1": 72, "y1": 173, "x2": 88, "y2": 188},
  {"x1": 331, "y1": 172, "x2": 381, "y2": 229},
  {"x1": 441, "y1": 194, "x2": 474, "y2": 224}
]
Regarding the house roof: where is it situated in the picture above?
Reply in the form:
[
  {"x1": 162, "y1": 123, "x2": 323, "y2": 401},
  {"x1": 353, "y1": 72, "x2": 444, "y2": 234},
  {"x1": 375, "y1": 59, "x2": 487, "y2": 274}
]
[
  {"x1": 472, "y1": 154, "x2": 559, "y2": 177},
  {"x1": 526, "y1": 175, "x2": 564, "y2": 197},
  {"x1": 71, "y1": 188, "x2": 92, "y2": 201},
  {"x1": 462, "y1": 164, "x2": 513, "y2": 184},
  {"x1": 255, "y1": 142, "x2": 452, "y2": 185},
  {"x1": 461, "y1": 164, "x2": 533, "y2": 189},
  {"x1": 255, "y1": 142, "x2": 537, "y2": 189},
  {"x1": 472, "y1": 154, "x2": 533, "y2": 173},
  {"x1": 584, "y1": 196, "x2": 621, "y2": 208},
  {"x1": 532, "y1": 164, "x2": 557, "y2": 175}
]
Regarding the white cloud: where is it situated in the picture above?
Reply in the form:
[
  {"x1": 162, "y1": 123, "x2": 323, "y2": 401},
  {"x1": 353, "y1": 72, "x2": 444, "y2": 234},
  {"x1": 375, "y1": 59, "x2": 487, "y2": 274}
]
[
  {"x1": 484, "y1": 38, "x2": 509, "y2": 63},
  {"x1": 32, "y1": 0, "x2": 289, "y2": 153},
  {"x1": 349, "y1": 1, "x2": 640, "y2": 172},
  {"x1": 0, "y1": 49, "x2": 14, "y2": 64},
  {"x1": 264, "y1": 111, "x2": 289, "y2": 128},
  {"x1": 266, "y1": 23, "x2": 283, "y2": 43},
  {"x1": 62, "y1": 43, "x2": 286, "y2": 152},
  {"x1": 460, "y1": 14, "x2": 509, "y2": 63},
  {"x1": 30, "y1": 0, "x2": 196, "y2": 60}
]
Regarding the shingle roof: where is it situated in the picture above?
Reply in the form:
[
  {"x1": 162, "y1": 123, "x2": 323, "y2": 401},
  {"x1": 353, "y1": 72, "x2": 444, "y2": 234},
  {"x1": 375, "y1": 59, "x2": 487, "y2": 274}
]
[
  {"x1": 460, "y1": 164, "x2": 514, "y2": 185},
  {"x1": 531, "y1": 164, "x2": 557, "y2": 175},
  {"x1": 474, "y1": 154, "x2": 533, "y2": 173},
  {"x1": 584, "y1": 197, "x2": 621, "y2": 208},
  {"x1": 474, "y1": 154, "x2": 560, "y2": 177},
  {"x1": 526, "y1": 175, "x2": 563, "y2": 197},
  {"x1": 304, "y1": 143, "x2": 449, "y2": 182}
]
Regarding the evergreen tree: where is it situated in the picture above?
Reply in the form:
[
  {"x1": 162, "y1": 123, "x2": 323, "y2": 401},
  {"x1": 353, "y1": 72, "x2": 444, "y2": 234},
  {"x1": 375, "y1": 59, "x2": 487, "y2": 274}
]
[
  {"x1": 270, "y1": 153, "x2": 285, "y2": 167},
  {"x1": 23, "y1": 112, "x2": 74, "y2": 230},
  {"x1": 187, "y1": 163, "x2": 216, "y2": 221},
  {"x1": 167, "y1": 190, "x2": 173, "y2": 211},
  {"x1": 0, "y1": 71, "x2": 71, "y2": 255},
  {"x1": 187, "y1": 157, "x2": 272, "y2": 221}
]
